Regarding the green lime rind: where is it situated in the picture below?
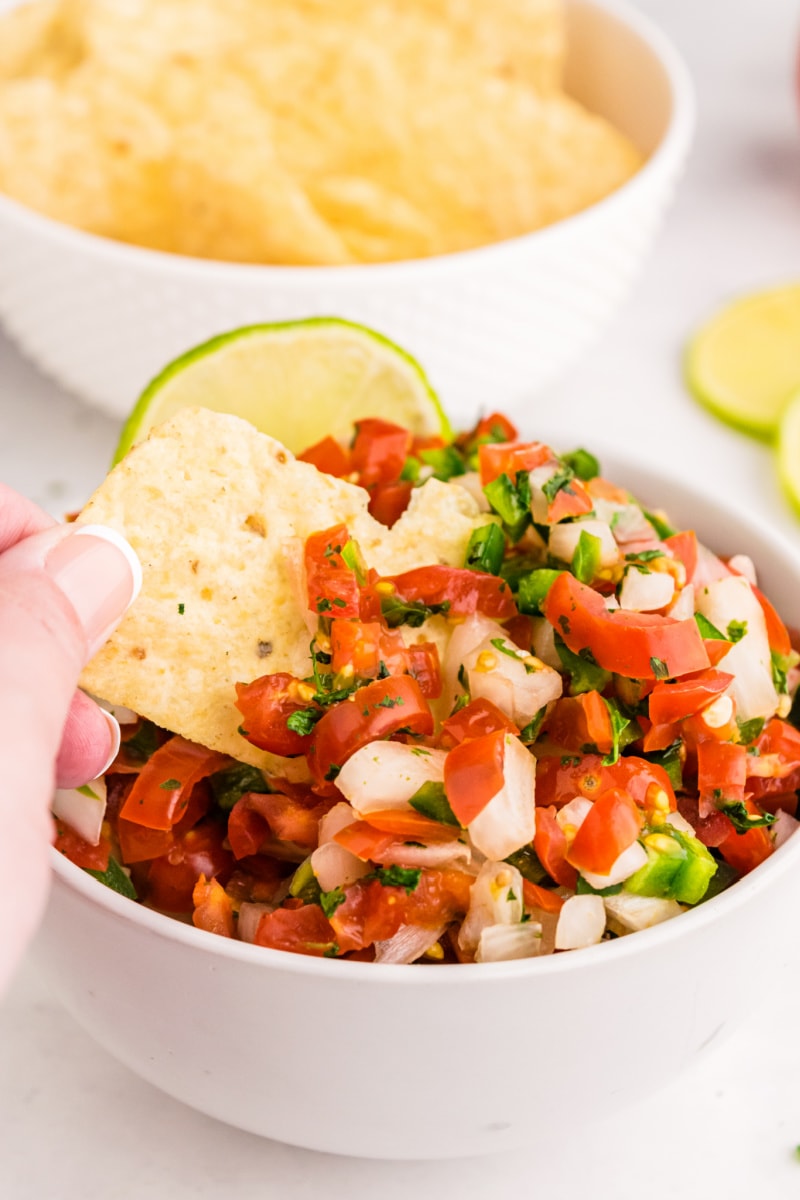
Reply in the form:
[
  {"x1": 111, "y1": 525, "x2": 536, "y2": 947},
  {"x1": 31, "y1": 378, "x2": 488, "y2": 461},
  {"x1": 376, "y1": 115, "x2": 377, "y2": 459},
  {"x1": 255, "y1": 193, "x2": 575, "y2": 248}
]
[
  {"x1": 113, "y1": 316, "x2": 451, "y2": 465},
  {"x1": 778, "y1": 389, "x2": 800, "y2": 519},
  {"x1": 685, "y1": 286, "x2": 800, "y2": 443}
]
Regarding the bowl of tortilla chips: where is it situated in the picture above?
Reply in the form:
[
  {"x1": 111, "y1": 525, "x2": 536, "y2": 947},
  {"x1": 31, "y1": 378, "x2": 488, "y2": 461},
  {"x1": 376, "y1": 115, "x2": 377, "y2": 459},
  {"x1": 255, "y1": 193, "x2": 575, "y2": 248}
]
[{"x1": 0, "y1": 0, "x2": 692, "y2": 420}]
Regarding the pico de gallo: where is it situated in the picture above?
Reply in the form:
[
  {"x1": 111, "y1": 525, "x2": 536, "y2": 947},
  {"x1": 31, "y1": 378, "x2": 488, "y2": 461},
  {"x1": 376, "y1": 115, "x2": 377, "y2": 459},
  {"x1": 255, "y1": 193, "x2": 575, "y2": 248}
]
[{"x1": 53, "y1": 412, "x2": 800, "y2": 964}]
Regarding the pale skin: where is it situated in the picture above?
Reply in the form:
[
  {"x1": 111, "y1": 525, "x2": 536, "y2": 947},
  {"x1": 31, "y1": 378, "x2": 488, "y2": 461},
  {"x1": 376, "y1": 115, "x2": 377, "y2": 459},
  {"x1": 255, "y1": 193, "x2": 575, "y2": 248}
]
[{"x1": 0, "y1": 485, "x2": 139, "y2": 993}]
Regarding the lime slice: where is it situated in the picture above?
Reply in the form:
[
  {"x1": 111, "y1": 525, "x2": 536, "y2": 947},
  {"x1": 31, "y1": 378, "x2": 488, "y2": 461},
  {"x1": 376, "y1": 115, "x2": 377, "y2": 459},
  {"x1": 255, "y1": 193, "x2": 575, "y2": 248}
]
[
  {"x1": 113, "y1": 317, "x2": 450, "y2": 464},
  {"x1": 685, "y1": 285, "x2": 800, "y2": 440},
  {"x1": 778, "y1": 389, "x2": 800, "y2": 517}
]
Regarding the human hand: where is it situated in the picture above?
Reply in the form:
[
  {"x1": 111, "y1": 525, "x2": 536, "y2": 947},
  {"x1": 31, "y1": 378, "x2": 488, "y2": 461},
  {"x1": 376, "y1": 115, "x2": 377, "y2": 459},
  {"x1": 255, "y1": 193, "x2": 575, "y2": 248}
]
[{"x1": 0, "y1": 485, "x2": 140, "y2": 993}]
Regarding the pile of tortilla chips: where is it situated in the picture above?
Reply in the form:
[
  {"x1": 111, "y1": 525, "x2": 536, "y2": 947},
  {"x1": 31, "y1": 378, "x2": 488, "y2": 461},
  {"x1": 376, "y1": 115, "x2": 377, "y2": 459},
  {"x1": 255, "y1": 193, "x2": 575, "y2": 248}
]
[{"x1": 0, "y1": 0, "x2": 641, "y2": 264}]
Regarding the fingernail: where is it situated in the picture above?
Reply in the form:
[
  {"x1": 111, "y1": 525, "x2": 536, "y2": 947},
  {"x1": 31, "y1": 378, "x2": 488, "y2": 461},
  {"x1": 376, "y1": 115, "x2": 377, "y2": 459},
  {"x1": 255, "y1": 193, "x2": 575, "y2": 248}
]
[
  {"x1": 45, "y1": 525, "x2": 142, "y2": 657},
  {"x1": 96, "y1": 709, "x2": 122, "y2": 777}
]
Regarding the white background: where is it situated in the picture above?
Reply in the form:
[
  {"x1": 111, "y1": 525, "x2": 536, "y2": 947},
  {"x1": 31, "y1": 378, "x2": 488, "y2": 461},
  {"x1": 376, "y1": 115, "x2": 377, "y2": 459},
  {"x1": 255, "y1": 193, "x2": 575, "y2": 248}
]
[{"x1": 2, "y1": 0, "x2": 800, "y2": 1195}]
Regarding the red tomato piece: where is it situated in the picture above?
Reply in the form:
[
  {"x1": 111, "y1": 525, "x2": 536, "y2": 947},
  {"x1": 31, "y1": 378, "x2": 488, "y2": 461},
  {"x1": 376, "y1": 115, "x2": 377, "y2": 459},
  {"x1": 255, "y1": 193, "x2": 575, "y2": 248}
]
[
  {"x1": 474, "y1": 412, "x2": 519, "y2": 443},
  {"x1": 405, "y1": 641, "x2": 443, "y2": 699},
  {"x1": 235, "y1": 673, "x2": 319, "y2": 757},
  {"x1": 663, "y1": 530, "x2": 698, "y2": 583},
  {"x1": 586, "y1": 477, "x2": 630, "y2": 505},
  {"x1": 648, "y1": 669, "x2": 734, "y2": 725},
  {"x1": 298, "y1": 435, "x2": 350, "y2": 477},
  {"x1": 717, "y1": 798, "x2": 775, "y2": 875},
  {"x1": 704, "y1": 639, "x2": 734, "y2": 667},
  {"x1": 192, "y1": 874, "x2": 234, "y2": 938},
  {"x1": 441, "y1": 697, "x2": 520, "y2": 745},
  {"x1": 255, "y1": 904, "x2": 338, "y2": 957},
  {"x1": 533, "y1": 806, "x2": 578, "y2": 889},
  {"x1": 308, "y1": 675, "x2": 434, "y2": 789},
  {"x1": 535, "y1": 753, "x2": 676, "y2": 812},
  {"x1": 547, "y1": 478, "x2": 594, "y2": 524},
  {"x1": 329, "y1": 869, "x2": 472, "y2": 952},
  {"x1": 118, "y1": 820, "x2": 174, "y2": 864},
  {"x1": 566, "y1": 788, "x2": 644, "y2": 876},
  {"x1": 444, "y1": 729, "x2": 506, "y2": 825},
  {"x1": 676, "y1": 795, "x2": 734, "y2": 848},
  {"x1": 752, "y1": 584, "x2": 792, "y2": 656},
  {"x1": 358, "y1": 812, "x2": 461, "y2": 842},
  {"x1": 331, "y1": 620, "x2": 382, "y2": 678},
  {"x1": 521, "y1": 879, "x2": 564, "y2": 914},
  {"x1": 478, "y1": 440, "x2": 551, "y2": 486},
  {"x1": 146, "y1": 819, "x2": 233, "y2": 913},
  {"x1": 544, "y1": 572, "x2": 710, "y2": 680},
  {"x1": 642, "y1": 719, "x2": 682, "y2": 753},
  {"x1": 227, "y1": 785, "x2": 324, "y2": 858},
  {"x1": 368, "y1": 480, "x2": 414, "y2": 527},
  {"x1": 504, "y1": 614, "x2": 534, "y2": 651},
  {"x1": 304, "y1": 524, "x2": 361, "y2": 619},
  {"x1": 333, "y1": 822, "x2": 398, "y2": 861},
  {"x1": 387, "y1": 564, "x2": 518, "y2": 620},
  {"x1": 697, "y1": 741, "x2": 747, "y2": 806},
  {"x1": 53, "y1": 821, "x2": 111, "y2": 872},
  {"x1": 745, "y1": 718, "x2": 800, "y2": 804},
  {"x1": 351, "y1": 418, "x2": 412, "y2": 488},
  {"x1": 119, "y1": 737, "x2": 228, "y2": 831},
  {"x1": 544, "y1": 692, "x2": 613, "y2": 755}
]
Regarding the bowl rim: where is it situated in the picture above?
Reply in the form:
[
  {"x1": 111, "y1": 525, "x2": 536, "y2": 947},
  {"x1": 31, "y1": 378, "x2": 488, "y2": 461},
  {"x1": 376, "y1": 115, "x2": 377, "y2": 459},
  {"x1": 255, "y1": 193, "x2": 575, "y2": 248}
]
[
  {"x1": 50, "y1": 447, "x2": 800, "y2": 986},
  {"x1": 0, "y1": 0, "x2": 694, "y2": 285}
]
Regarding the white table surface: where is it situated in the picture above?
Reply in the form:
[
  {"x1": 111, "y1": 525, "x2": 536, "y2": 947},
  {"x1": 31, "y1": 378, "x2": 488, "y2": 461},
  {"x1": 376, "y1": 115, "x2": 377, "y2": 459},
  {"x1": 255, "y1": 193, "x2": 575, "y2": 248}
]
[{"x1": 3, "y1": 0, "x2": 800, "y2": 1195}]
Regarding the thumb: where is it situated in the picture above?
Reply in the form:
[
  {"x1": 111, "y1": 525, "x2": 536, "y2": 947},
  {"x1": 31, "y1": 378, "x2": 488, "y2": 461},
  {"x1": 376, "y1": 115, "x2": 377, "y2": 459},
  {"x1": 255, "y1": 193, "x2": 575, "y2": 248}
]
[{"x1": 0, "y1": 523, "x2": 140, "y2": 991}]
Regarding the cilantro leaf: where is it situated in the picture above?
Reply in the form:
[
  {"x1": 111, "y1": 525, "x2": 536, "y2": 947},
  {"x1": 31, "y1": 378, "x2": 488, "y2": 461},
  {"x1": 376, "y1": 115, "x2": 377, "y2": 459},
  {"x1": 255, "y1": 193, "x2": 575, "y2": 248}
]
[
  {"x1": 736, "y1": 716, "x2": 764, "y2": 746},
  {"x1": 718, "y1": 801, "x2": 776, "y2": 833},
  {"x1": 86, "y1": 857, "x2": 137, "y2": 900},
  {"x1": 210, "y1": 763, "x2": 269, "y2": 811},
  {"x1": 650, "y1": 656, "x2": 670, "y2": 680},
  {"x1": 121, "y1": 718, "x2": 160, "y2": 764},
  {"x1": 375, "y1": 865, "x2": 422, "y2": 893},
  {"x1": 726, "y1": 619, "x2": 748, "y2": 643},
  {"x1": 286, "y1": 708, "x2": 323, "y2": 736},
  {"x1": 320, "y1": 887, "x2": 347, "y2": 918},
  {"x1": 554, "y1": 633, "x2": 611, "y2": 695}
]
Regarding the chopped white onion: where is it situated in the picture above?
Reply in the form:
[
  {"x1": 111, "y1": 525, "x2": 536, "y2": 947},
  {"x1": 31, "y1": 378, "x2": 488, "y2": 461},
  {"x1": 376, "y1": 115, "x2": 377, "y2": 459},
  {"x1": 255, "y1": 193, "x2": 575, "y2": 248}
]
[
  {"x1": 556, "y1": 796, "x2": 592, "y2": 834},
  {"x1": 465, "y1": 635, "x2": 562, "y2": 726},
  {"x1": 548, "y1": 518, "x2": 620, "y2": 569},
  {"x1": 580, "y1": 839, "x2": 648, "y2": 890},
  {"x1": 476, "y1": 921, "x2": 544, "y2": 962},
  {"x1": 554, "y1": 895, "x2": 606, "y2": 950},
  {"x1": 310, "y1": 841, "x2": 370, "y2": 891},
  {"x1": 101, "y1": 702, "x2": 138, "y2": 726},
  {"x1": 453, "y1": 473, "x2": 492, "y2": 512},
  {"x1": 665, "y1": 810, "x2": 697, "y2": 836},
  {"x1": 603, "y1": 893, "x2": 682, "y2": 932},
  {"x1": 609, "y1": 504, "x2": 659, "y2": 547},
  {"x1": 467, "y1": 735, "x2": 537, "y2": 860},
  {"x1": 530, "y1": 617, "x2": 562, "y2": 669},
  {"x1": 52, "y1": 777, "x2": 107, "y2": 847},
  {"x1": 696, "y1": 576, "x2": 779, "y2": 721},
  {"x1": 529, "y1": 463, "x2": 562, "y2": 524},
  {"x1": 336, "y1": 742, "x2": 447, "y2": 814},
  {"x1": 374, "y1": 923, "x2": 448, "y2": 964},
  {"x1": 773, "y1": 809, "x2": 799, "y2": 850},
  {"x1": 237, "y1": 902, "x2": 274, "y2": 944},
  {"x1": 728, "y1": 554, "x2": 757, "y2": 585},
  {"x1": 618, "y1": 566, "x2": 675, "y2": 612},
  {"x1": 666, "y1": 582, "x2": 695, "y2": 621},
  {"x1": 442, "y1": 613, "x2": 508, "y2": 711},
  {"x1": 318, "y1": 802, "x2": 357, "y2": 844},
  {"x1": 376, "y1": 840, "x2": 471, "y2": 869},
  {"x1": 459, "y1": 860, "x2": 524, "y2": 954}
]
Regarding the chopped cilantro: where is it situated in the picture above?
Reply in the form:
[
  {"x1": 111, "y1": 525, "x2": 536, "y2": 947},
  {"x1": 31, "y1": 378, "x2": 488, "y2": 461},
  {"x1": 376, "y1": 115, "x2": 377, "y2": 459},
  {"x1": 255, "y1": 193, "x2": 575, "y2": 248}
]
[
  {"x1": 506, "y1": 888, "x2": 518, "y2": 902},
  {"x1": 324, "y1": 764, "x2": 341, "y2": 782},
  {"x1": 332, "y1": 597, "x2": 348, "y2": 608},
  {"x1": 375, "y1": 865, "x2": 421, "y2": 893},
  {"x1": 320, "y1": 887, "x2": 347, "y2": 918},
  {"x1": 380, "y1": 595, "x2": 449, "y2": 628},
  {"x1": 86, "y1": 857, "x2": 137, "y2": 901},
  {"x1": 519, "y1": 708, "x2": 546, "y2": 745},
  {"x1": 159, "y1": 777, "x2": 181, "y2": 790},
  {"x1": 490, "y1": 636, "x2": 523, "y2": 660},
  {"x1": 409, "y1": 781, "x2": 461, "y2": 827},
  {"x1": 650, "y1": 656, "x2": 670, "y2": 680},
  {"x1": 122, "y1": 718, "x2": 159, "y2": 764},
  {"x1": 719, "y1": 801, "x2": 776, "y2": 833},
  {"x1": 554, "y1": 633, "x2": 611, "y2": 695},
  {"x1": 736, "y1": 716, "x2": 764, "y2": 746},
  {"x1": 694, "y1": 613, "x2": 728, "y2": 641},
  {"x1": 625, "y1": 549, "x2": 663, "y2": 563},
  {"x1": 210, "y1": 763, "x2": 269, "y2": 811},
  {"x1": 643, "y1": 509, "x2": 677, "y2": 539},
  {"x1": 483, "y1": 472, "x2": 531, "y2": 543},
  {"x1": 316, "y1": 597, "x2": 332, "y2": 613},
  {"x1": 541, "y1": 465, "x2": 575, "y2": 504},
  {"x1": 771, "y1": 648, "x2": 799, "y2": 695},
  {"x1": 177, "y1": 602, "x2": 185, "y2": 615},
  {"x1": 561, "y1": 755, "x2": 581, "y2": 767},
  {"x1": 601, "y1": 697, "x2": 637, "y2": 766},
  {"x1": 726, "y1": 619, "x2": 747, "y2": 643},
  {"x1": 376, "y1": 694, "x2": 404, "y2": 709},
  {"x1": 286, "y1": 708, "x2": 323, "y2": 736},
  {"x1": 642, "y1": 740, "x2": 683, "y2": 791}
]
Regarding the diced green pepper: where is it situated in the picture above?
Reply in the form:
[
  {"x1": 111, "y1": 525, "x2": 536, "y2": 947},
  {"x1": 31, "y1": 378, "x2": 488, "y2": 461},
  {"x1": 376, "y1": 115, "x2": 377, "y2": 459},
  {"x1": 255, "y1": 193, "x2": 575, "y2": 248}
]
[
  {"x1": 86, "y1": 857, "x2": 137, "y2": 900},
  {"x1": 464, "y1": 522, "x2": 505, "y2": 576},
  {"x1": 483, "y1": 472, "x2": 530, "y2": 542},
  {"x1": 518, "y1": 569, "x2": 563, "y2": 615},
  {"x1": 420, "y1": 445, "x2": 466, "y2": 481},
  {"x1": 571, "y1": 530, "x2": 602, "y2": 584}
]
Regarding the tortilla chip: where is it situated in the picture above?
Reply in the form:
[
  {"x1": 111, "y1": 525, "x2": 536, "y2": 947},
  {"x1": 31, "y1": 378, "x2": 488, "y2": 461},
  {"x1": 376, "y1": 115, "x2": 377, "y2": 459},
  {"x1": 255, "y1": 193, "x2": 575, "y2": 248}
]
[{"x1": 77, "y1": 408, "x2": 484, "y2": 774}]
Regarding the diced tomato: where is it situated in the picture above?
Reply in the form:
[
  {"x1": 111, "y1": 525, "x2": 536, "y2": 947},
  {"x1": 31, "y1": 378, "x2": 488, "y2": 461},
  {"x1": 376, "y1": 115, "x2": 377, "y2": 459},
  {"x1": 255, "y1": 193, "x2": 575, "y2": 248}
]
[
  {"x1": 369, "y1": 481, "x2": 413, "y2": 527},
  {"x1": 535, "y1": 753, "x2": 676, "y2": 812},
  {"x1": 663, "y1": 530, "x2": 698, "y2": 583},
  {"x1": 443, "y1": 729, "x2": 506, "y2": 825},
  {"x1": 717, "y1": 798, "x2": 775, "y2": 875},
  {"x1": 308, "y1": 675, "x2": 434, "y2": 789},
  {"x1": 544, "y1": 692, "x2": 613, "y2": 755},
  {"x1": 544, "y1": 572, "x2": 709, "y2": 680},
  {"x1": 192, "y1": 874, "x2": 234, "y2": 938},
  {"x1": 533, "y1": 806, "x2": 578, "y2": 889},
  {"x1": 441, "y1": 697, "x2": 519, "y2": 745},
  {"x1": 145, "y1": 819, "x2": 233, "y2": 913},
  {"x1": 227, "y1": 784, "x2": 324, "y2": 858},
  {"x1": 331, "y1": 620, "x2": 382, "y2": 678},
  {"x1": 746, "y1": 718, "x2": 800, "y2": 804},
  {"x1": 351, "y1": 419, "x2": 412, "y2": 488},
  {"x1": 697, "y1": 741, "x2": 747, "y2": 807},
  {"x1": 648, "y1": 669, "x2": 734, "y2": 724},
  {"x1": 235, "y1": 673, "x2": 318, "y2": 757},
  {"x1": 405, "y1": 641, "x2": 442, "y2": 699},
  {"x1": 586, "y1": 477, "x2": 630, "y2": 505},
  {"x1": 298, "y1": 435, "x2": 350, "y2": 477},
  {"x1": 547, "y1": 478, "x2": 594, "y2": 524},
  {"x1": 118, "y1": 820, "x2": 174, "y2": 864},
  {"x1": 566, "y1": 788, "x2": 644, "y2": 876},
  {"x1": 504, "y1": 614, "x2": 533, "y2": 651},
  {"x1": 521, "y1": 878, "x2": 565, "y2": 914},
  {"x1": 704, "y1": 639, "x2": 734, "y2": 667},
  {"x1": 387, "y1": 564, "x2": 518, "y2": 620},
  {"x1": 473, "y1": 412, "x2": 519, "y2": 444},
  {"x1": 682, "y1": 704, "x2": 738, "y2": 748},
  {"x1": 478, "y1": 440, "x2": 551, "y2": 486},
  {"x1": 329, "y1": 869, "x2": 472, "y2": 951},
  {"x1": 411, "y1": 434, "x2": 448, "y2": 456},
  {"x1": 255, "y1": 904, "x2": 338, "y2": 957},
  {"x1": 676, "y1": 794, "x2": 735, "y2": 848},
  {"x1": 333, "y1": 822, "x2": 398, "y2": 861},
  {"x1": 119, "y1": 737, "x2": 228, "y2": 831},
  {"x1": 642, "y1": 720, "x2": 682, "y2": 753},
  {"x1": 359, "y1": 811, "x2": 460, "y2": 841},
  {"x1": 304, "y1": 524, "x2": 361, "y2": 619},
  {"x1": 752, "y1": 584, "x2": 792, "y2": 656},
  {"x1": 53, "y1": 821, "x2": 111, "y2": 872}
]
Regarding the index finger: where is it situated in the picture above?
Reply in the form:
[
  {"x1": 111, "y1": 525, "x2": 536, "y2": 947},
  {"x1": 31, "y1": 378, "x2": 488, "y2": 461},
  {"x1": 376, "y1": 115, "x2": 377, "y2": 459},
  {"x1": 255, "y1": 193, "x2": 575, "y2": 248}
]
[{"x1": 0, "y1": 483, "x2": 55, "y2": 553}]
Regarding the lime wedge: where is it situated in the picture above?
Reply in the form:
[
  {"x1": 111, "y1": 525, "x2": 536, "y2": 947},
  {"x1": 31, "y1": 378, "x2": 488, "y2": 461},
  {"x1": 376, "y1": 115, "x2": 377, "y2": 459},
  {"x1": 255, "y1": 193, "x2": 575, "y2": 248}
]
[
  {"x1": 113, "y1": 317, "x2": 450, "y2": 464},
  {"x1": 685, "y1": 285, "x2": 800, "y2": 440},
  {"x1": 778, "y1": 389, "x2": 800, "y2": 517}
]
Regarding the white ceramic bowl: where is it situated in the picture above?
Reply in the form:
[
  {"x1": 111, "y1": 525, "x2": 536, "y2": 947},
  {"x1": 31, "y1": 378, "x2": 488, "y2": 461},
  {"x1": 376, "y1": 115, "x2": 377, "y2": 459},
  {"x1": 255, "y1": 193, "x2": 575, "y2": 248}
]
[
  {"x1": 0, "y1": 0, "x2": 693, "y2": 425},
  {"x1": 37, "y1": 453, "x2": 800, "y2": 1160}
]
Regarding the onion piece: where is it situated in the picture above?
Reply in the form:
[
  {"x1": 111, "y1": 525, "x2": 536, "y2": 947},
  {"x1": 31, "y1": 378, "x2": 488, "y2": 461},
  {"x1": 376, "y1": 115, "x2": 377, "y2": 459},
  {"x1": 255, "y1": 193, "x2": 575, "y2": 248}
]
[
  {"x1": 467, "y1": 735, "x2": 537, "y2": 860},
  {"x1": 464, "y1": 635, "x2": 562, "y2": 726},
  {"x1": 442, "y1": 614, "x2": 507, "y2": 711},
  {"x1": 603, "y1": 893, "x2": 682, "y2": 932},
  {"x1": 530, "y1": 617, "x2": 562, "y2": 670},
  {"x1": 728, "y1": 554, "x2": 757, "y2": 585},
  {"x1": 374, "y1": 923, "x2": 448, "y2": 964},
  {"x1": 773, "y1": 809, "x2": 799, "y2": 850},
  {"x1": 618, "y1": 566, "x2": 675, "y2": 612},
  {"x1": 666, "y1": 582, "x2": 695, "y2": 621},
  {"x1": 237, "y1": 902, "x2": 275, "y2": 944},
  {"x1": 311, "y1": 841, "x2": 370, "y2": 891},
  {"x1": 695, "y1": 576, "x2": 778, "y2": 721},
  {"x1": 459, "y1": 860, "x2": 524, "y2": 954},
  {"x1": 452, "y1": 473, "x2": 492, "y2": 512},
  {"x1": 52, "y1": 777, "x2": 107, "y2": 847},
  {"x1": 375, "y1": 840, "x2": 471, "y2": 869},
  {"x1": 548, "y1": 518, "x2": 620, "y2": 569},
  {"x1": 336, "y1": 742, "x2": 447, "y2": 814},
  {"x1": 554, "y1": 895, "x2": 606, "y2": 950},
  {"x1": 476, "y1": 922, "x2": 544, "y2": 962}
]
